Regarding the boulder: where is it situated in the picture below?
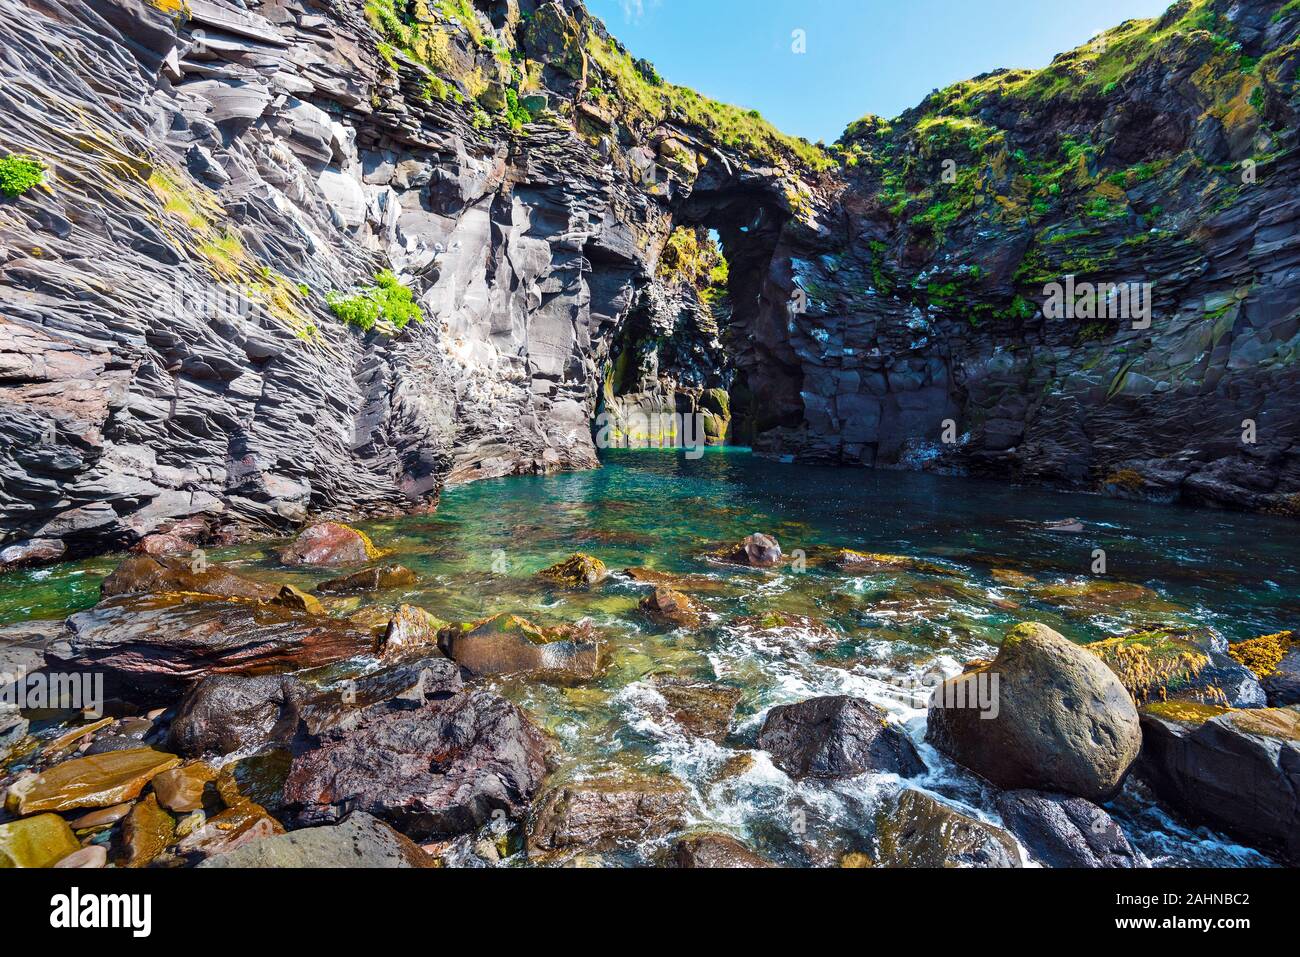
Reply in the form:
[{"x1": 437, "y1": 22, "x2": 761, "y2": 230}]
[
  {"x1": 995, "y1": 790, "x2": 1147, "y2": 868},
  {"x1": 759, "y1": 696, "x2": 925, "y2": 780},
  {"x1": 710, "y1": 533, "x2": 782, "y2": 568},
  {"x1": 876, "y1": 789, "x2": 1021, "y2": 868},
  {"x1": 0, "y1": 537, "x2": 66, "y2": 571},
  {"x1": 46, "y1": 594, "x2": 370, "y2": 698},
  {"x1": 1138, "y1": 702, "x2": 1300, "y2": 864},
  {"x1": 648, "y1": 675, "x2": 740, "y2": 741},
  {"x1": 375, "y1": 604, "x2": 447, "y2": 661},
  {"x1": 99, "y1": 555, "x2": 277, "y2": 602},
  {"x1": 0, "y1": 814, "x2": 81, "y2": 868},
  {"x1": 303, "y1": 656, "x2": 463, "y2": 731},
  {"x1": 927, "y1": 623, "x2": 1140, "y2": 801},
  {"x1": 438, "y1": 614, "x2": 600, "y2": 682},
  {"x1": 199, "y1": 812, "x2": 437, "y2": 868},
  {"x1": 284, "y1": 690, "x2": 549, "y2": 840},
  {"x1": 169, "y1": 674, "x2": 308, "y2": 756},
  {"x1": 6, "y1": 747, "x2": 181, "y2": 815},
  {"x1": 538, "y1": 554, "x2": 608, "y2": 588},
  {"x1": 528, "y1": 773, "x2": 690, "y2": 855},
  {"x1": 639, "y1": 587, "x2": 703, "y2": 628},
  {"x1": 316, "y1": 565, "x2": 417, "y2": 594},
  {"x1": 673, "y1": 832, "x2": 774, "y2": 868},
  {"x1": 176, "y1": 799, "x2": 284, "y2": 861},
  {"x1": 280, "y1": 522, "x2": 379, "y2": 567}
]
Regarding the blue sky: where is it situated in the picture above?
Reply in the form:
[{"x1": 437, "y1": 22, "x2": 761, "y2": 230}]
[{"x1": 584, "y1": 0, "x2": 1175, "y2": 143}]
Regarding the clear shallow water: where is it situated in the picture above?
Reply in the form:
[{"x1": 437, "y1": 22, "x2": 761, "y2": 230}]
[{"x1": 3, "y1": 449, "x2": 1296, "y2": 866}]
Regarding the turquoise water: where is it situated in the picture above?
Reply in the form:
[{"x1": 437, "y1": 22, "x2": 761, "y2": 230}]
[{"x1": 3, "y1": 448, "x2": 1294, "y2": 866}]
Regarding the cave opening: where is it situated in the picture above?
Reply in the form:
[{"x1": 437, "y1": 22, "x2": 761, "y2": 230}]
[{"x1": 596, "y1": 185, "x2": 804, "y2": 455}]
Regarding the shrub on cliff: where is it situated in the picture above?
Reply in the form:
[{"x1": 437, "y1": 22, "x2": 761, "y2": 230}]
[
  {"x1": 327, "y1": 270, "x2": 424, "y2": 332},
  {"x1": 0, "y1": 154, "x2": 45, "y2": 198}
]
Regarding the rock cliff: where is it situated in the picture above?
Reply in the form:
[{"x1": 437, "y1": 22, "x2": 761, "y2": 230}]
[{"x1": 1, "y1": 0, "x2": 1298, "y2": 565}]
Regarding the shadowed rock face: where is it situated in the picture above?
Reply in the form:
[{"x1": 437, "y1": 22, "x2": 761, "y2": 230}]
[{"x1": 1, "y1": 0, "x2": 1297, "y2": 567}]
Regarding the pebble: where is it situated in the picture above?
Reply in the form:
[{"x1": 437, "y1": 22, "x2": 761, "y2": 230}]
[{"x1": 54, "y1": 845, "x2": 109, "y2": 868}]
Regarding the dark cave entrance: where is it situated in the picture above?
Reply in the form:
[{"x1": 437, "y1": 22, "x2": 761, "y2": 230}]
[{"x1": 598, "y1": 184, "x2": 805, "y2": 452}]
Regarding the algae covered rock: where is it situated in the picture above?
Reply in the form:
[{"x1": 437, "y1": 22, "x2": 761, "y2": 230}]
[
  {"x1": 927, "y1": 622, "x2": 1140, "y2": 801},
  {"x1": 538, "y1": 553, "x2": 609, "y2": 588},
  {"x1": 876, "y1": 789, "x2": 1020, "y2": 869},
  {"x1": 437, "y1": 613, "x2": 601, "y2": 681},
  {"x1": 639, "y1": 586, "x2": 704, "y2": 628},
  {"x1": 673, "y1": 832, "x2": 773, "y2": 868},
  {"x1": 375, "y1": 604, "x2": 448, "y2": 661},
  {"x1": 1229, "y1": 631, "x2": 1300, "y2": 706},
  {"x1": 648, "y1": 675, "x2": 741, "y2": 741}
]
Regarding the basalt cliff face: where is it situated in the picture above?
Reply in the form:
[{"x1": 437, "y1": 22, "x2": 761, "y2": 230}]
[{"x1": 1, "y1": 0, "x2": 1298, "y2": 565}]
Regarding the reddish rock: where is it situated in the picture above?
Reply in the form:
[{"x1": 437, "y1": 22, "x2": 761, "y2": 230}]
[
  {"x1": 280, "y1": 522, "x2": 378, "y2": 567},
  {"x1": 100, "y1": 555, "x2": 277, "y2": 602}
]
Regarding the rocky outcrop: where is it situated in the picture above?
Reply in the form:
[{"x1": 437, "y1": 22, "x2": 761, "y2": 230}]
[
  {"x1": 927, "y1": 623, "x2": 1141, "y2": 801},
  {"x1": 284, "y1": 690, "x2": 550, "y2": 840},
  {"x1": 46, "y1": 593, "x2": 371, "y2": 698},
  {"x1": 995, "y1": 790, "x2": 1147, "y2": 868},
  {"x1": 758, "y1": 695, "x2": 925, "y2": 780},
  {"x1": 1137, "y1": 701, "x2": 1300, "y2": 864}
]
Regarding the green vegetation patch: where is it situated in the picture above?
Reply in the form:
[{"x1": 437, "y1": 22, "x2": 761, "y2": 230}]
[
  {"x1": 327, "y1": 270, "x2": 425, "y2": 332},
  {"x1": 0, "y1": 154, "x2": 46, "y2": 198}
]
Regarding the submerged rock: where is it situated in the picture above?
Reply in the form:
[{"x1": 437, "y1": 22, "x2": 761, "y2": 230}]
[
  {"x1": 673, "y1": 833, "x2": 774, "y2": 868},
  {"x1": 280, "y1": 522, "x2": 379, "y2": 567},
  {"x1": 99, "y1": 555, "x2": 277, "y2": 602},
  {"x1": 169, "y1": 674, "x2": 308, "y2": 757},
  {"x1": 285, "y1": 690, "x2": 549, "y2": 840},
  {"x1": 876, "y1": 789, "x2": 1021, "y2": 869},
  {"x1": 538, "y1": 554, "x2": 609, "y2": 588},
  {"x1": 6, "y1": 747, "x2": 181, "y2": 815},
  {"x1": 0, "y1": 813, "x2": 81, "y2": 868},
  {"x1": 47, "y1": 594, "x2": 370, "y2": 698},
  {"x1": 648, "y1": 675, "x2": 741, "y2": 741},
  {"x1": 199, "y1": 812, "x2": 437, "y2": 868},
  {"x1": 1138, "y1": 701, "x2": 1300, "y2": 865},
  {"x1": 121, "y1": 793, "x2": 176, "y2": 868},
  {"x1": 151, "y1": 762, "x2": 216, "y2": 813},
  {"x1": 438, "y1": 614, "x2": 600, "y2": 682},
  {"x1": 316, "y1": 565, "x2": 418, "y2": 594},
  {"x1": 527, "y1": 773, "x2": 690, "y2": 856},
  {"x1": 927, "y1": 623, "x2": 1140, "y2": 802},
  {"x1": 709, "y1": 533, "x2": 782, "y2": 568},
  {"x1": 995, "y1": 790, "x2": 1147, "y2": 868},
  {"x1": 821, "y1": 548, "x2": 957, "y2": 576},
  {"x1": 639, "y1": 586, "x2": 704, "y2": 628},
  {"x1": 758, "y1": 696, "x2": 924, "y2": 780}
]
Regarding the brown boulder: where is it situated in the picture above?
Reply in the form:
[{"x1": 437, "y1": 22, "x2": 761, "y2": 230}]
[
  {"x1": 375, "y1": 605, "x2": 448, "y2": 661},
  {"x1": 710, "y1": 533, "x2": 782, "y2": 568},
  {"x1": 639, "y1": 586, "x2": 703, "y2": 628},
  {"x1": 280, "y1": 522, "x2": 379, "y2": 567},
  {"x1": 538, "y1": 554, "x2": 608, "y2": 588},
  {"x1": 527, "y1": 773, "x2": 690, "y2": 856},
  {"x1": 673, "y1": 832, "x2": 774, "y2": 868},
  {"x1": 99, "y1": 555, "x2": 276, "y2": 602},
  {"x1": 437, "y1": 614, "x2": 600, "y2": 682}
]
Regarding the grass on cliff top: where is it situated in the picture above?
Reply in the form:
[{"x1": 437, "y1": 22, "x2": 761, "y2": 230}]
[{"x1": 583, "y1": 28, "x2": 834, "y2": 173}]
